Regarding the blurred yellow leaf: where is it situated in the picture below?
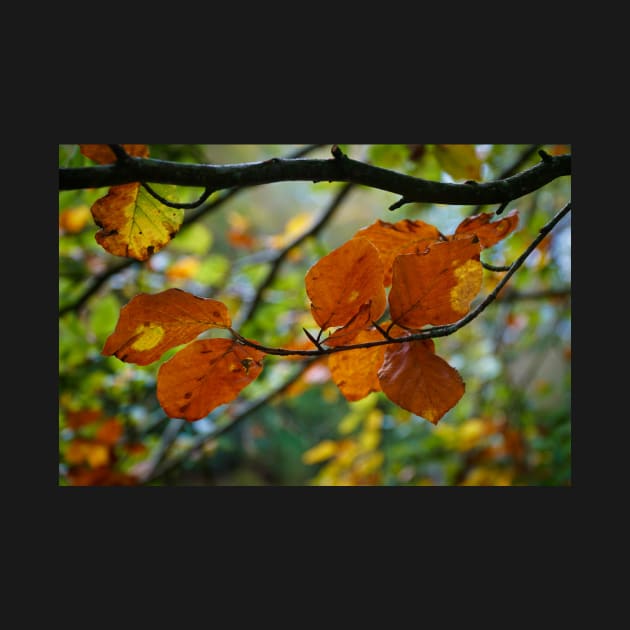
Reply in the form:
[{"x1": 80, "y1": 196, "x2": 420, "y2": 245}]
[
  {"x1": 302, "y1": 440, "x2": 338, "y2": 464},
  {"x1": 59, "y1": 205, "x2": 91, "y2": 234},
  {"x1": 434, "y1": 144, "x2": 482, "y2": 181},
  {"x1": 268, "y1": 212, "x2": 313, "y2": 249}
]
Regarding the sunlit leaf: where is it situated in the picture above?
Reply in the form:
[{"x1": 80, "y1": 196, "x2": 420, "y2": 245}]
[
  {"x1": 102, "y1": 288, "x2": 231, "y2": 366},
  {"x1": 378, "y1": 339, "x2": 465, "y2": 424},
  {"x1": 302, "y1": 440, "x2": 338, "y2": 464},
  {"x1": 91, "y1": 183, "x2": 183, "y2": 260},
  {"x1": 66, "y1": 439, "x2": 111, "y2": 467},
  {"x1": 389, "y1": 236, "x2": 482, "y2": 329},
  {"x1": 305, "y1": 237, "x2": 386, "y2": 330},
  {"x1": 328, "y1": 328, "x2": 385, "y2": 402},
  {"x1": 95, "y1": 418, "x2": 123, "y2": 446},
  {"x1": 66, "y1": 467, "x2": 138, "y2": 486},
  {"x1": 65, "y1": 409, "x2": 103, "y2": 429},
  {"x1": 324, "y1": 302, "x2": 372, "y2": 347},
  {"x1": 80, "y1": 144, "x2": 149, "y2": 163},
  {"x1": 157, "y1": 338, "x2": 266, "y2": 421},
  {"x1": 453, "y1": 209, "x2": 519, "y2": 249},
  {"x1": 268, "y1": 212, "x2": 313, "y2": 249},
  {"x1": 59, "y1": 205, "x2": 91, "y2": 234},
  {"x1": 434, "y1": 144, "x2": 482, "y2": 181},
  {"x1": 353, "y1": 219, "x2": 442, "y2": 286},
  {"x1": 166, "y1": 256, "x2": 201, "y2": 280}
]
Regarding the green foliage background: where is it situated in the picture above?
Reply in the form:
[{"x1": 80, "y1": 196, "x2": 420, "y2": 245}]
[{"x1": 58, "y1": 144, "x2": 571, "y2": 486}]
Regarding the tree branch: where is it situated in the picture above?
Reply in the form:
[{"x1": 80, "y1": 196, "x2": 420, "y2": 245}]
[
  {"x1": 228, "y1": 201, "x2": 572, "y2": 357},
  {"x1": 58, "y1": 145, "x2": 325, "y2": 318},
  {"x1": 59, "y1": 150, "x2": 571, "y2": 207}
]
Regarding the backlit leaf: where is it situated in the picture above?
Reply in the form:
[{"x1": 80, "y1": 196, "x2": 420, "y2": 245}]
[
  {"x1": 102, "y1": 288, "x2": 231, "y2": 366},
  {"x1": 91, "y1": 183, "x2": 183, "y2": 260},
  {"x1": 328, "y1": 328, "x2": 385, "y2": 401},
  {"x1": 353, "y1": 219, "x2": 442, "y2": 286},
  {"x1": 324, "y1": 302, "x2": 372, "y2": 347},
  {"x1": 302, "y1": 440, "x2": 338, "y2": 464},
  {"x1": 80, "y1": 144, "x2": 149, "y2": 163},
  {"x1": 378, "y1": 339, "x2": 465, "y2": 424},
  {"x1": 66, "y1": 439, "x2": 111, "y2": 468},
  {"x1": 305, "y1": 237, "x2": 386, "y2": 330},
  {"x1": 66, "y1": 409, "x2": 103, "y2": 429},
  {"x1": 59, "y1": 205, "x2": 91, "y2": 234},
  {"x1": 157, "y1": 338, "x2": 265, "y2": 421},
  {"x1": 454, "y1": 209, "x2": 519, "y2": 249},
  {"x1": 389, "y1": 236, "x2": 482, "y2": 329},
  {"x1": 95, "y1": 418, "x2": 123, "y2": 446},
  {"x1": 434, "y1": 144, "x2": 482, "y2": 181}
]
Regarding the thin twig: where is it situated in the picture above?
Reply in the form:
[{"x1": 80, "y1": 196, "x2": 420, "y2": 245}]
[
  {"x1": 141, "y1": 182, "x2": 213, "y2": 209},
  {"x1": 227, "y1": 202, "x2": 572, "y2": 358},
  {"x1": 232, "y1": 182, "x2": 354, "y2": 329},
  {"x1": 58, "y1": 145, "x2": 325, "y2": 318}
]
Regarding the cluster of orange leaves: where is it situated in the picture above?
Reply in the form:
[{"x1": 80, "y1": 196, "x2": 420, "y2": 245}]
[
  {"x1": 101, "y1": 205, "x2": 518, "y2": 425},
  {"x1": 62, "y1": 409, "x2": 146, "y2": 486}
]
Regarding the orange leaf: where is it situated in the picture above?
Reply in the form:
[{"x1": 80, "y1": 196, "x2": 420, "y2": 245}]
[
  {"x1": 454, "y1": 209, "x2": 519, "y2": 249},
  {"x1": 328, "y1": 328, "x2": 385, "y2": 401},
  {"x1": 67, "y1": 467, "x2": 138, "y2": 486},
  {"x1": 59, "y1": 205, "x2": 92, "y2": 234},
  {"x1": 324, "y1": 302, "x2": 373, "y2": 347},
  {"x1": 66, "y1": 409, "x2": 103, "y2": 429},
  {"x1": 305, "y1": 237, "x2": 386, "y2": 330},
  {"x1": 102, "y1": 288, "x2": 231, "y2": 366},
  {"x1": 91, "y1": 182, "x2": 183, "y2": 261},
  {"x1": 157, "y1": 338, "x2": 265, "y2": 421},
  {"x1": 353, "y1": 219, "x2": 442, "y2": 286},
  {"x1": 95, "y1": 419, "x2": 123, "y2": 446},
  {"x1": 66, "y1": 439, "x2": 111, "y2": 468},
  {"x1": 80, "y1": 144, "x2": 149, "y2": 163},
  {"x1": 389, "y1": 236, "x2": 482, "y2": 329},
  {"x1": 378, "y1": 339, "x2": 465, "y2": 424}
]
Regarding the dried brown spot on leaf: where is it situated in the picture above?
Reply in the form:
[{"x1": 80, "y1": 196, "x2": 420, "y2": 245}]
[{"x1": 157, "y1": 339, "x2": 265, "y2": 421}]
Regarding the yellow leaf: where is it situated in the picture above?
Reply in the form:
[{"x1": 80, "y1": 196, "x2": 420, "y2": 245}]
[
  {"x1": 91, "y1": 183, "x2": 183, "y2": 261},
  {"x1": 434, "y1": 144, "x2": 482, "y2": 181},
  {"x1": 302, "y1": 440, "x2": 338, "y2": 464}
]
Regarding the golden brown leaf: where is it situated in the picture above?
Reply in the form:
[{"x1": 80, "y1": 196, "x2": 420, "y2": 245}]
[
  {"x1": 91, "y1": 183, "x2": 183, "y2": 261},
  {"x1": 305, "y1": 237, "x2": 386, "y2": 330},
  {"x1": 353, "y1": 219, "x2": 442, "y2": 286},
  {"x1": 80, "y1": 144, "x2": 149, "y2": 163},
  {"x1": 65, "y1": 409, "x2": 103, "y2": 429},
  {"x1": 67, "y1": 466, "x2": 138, "y2": 486},
  {"x1": 453, "y1": 209, "x2": 519, "y2": 249},
  {"x1": 59, "y1": 205, "x2": 92, "y2": 234},
  {"x1": 378, "y1": 339, "x2": 465, "y2": 424},
  {"x1": 388, "y1": 236, "x2": 482, "y2": 329},
  {"x1": 102, "y1": 289, "x2": 231, "y2": 366},
  {"x1": 157, "y1": 338, "x2": 265, "y2": 421},
  {"x1": 328, "y1": 328, "x2": 385, "y2": 402},
  {"x1": 95, "y1": 419, "x2": 123, "y2": 446},
  {"x1": 66, "y1": 439, "x2": 111, "y2": 468},
  {"x1": 324, "y1": 302, "x2": 373, "y2": 347}
]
